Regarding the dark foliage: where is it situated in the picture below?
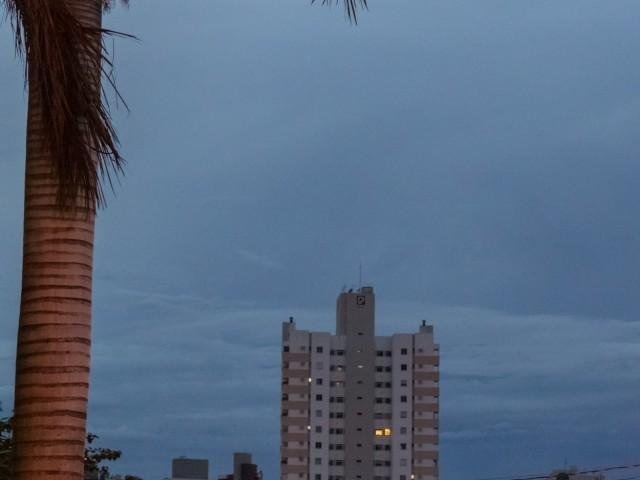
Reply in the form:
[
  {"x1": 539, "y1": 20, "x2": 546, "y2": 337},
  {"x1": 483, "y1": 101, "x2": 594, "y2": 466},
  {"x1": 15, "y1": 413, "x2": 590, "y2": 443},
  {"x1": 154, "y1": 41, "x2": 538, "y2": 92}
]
[{"x1": 0, "y1": 410, "x2": 141, "y2": 480}]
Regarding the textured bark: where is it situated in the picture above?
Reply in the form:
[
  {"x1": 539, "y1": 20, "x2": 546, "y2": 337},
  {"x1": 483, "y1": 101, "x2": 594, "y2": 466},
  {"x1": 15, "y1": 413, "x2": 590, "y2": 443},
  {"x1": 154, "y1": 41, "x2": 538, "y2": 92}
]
[{"x1": 12, "y1": 1, "x2": 103, "y2": 479}]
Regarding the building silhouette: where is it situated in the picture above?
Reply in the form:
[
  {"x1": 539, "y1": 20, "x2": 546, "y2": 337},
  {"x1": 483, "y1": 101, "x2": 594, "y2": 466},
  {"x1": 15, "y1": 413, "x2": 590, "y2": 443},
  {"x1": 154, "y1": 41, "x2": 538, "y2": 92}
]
[
  {"x1": 218, "y1": 452, "x2": 262, "y2": 480},
  {"x1": 281, "y1": 286, "x2": 439, "y2": 480},
  {"x1": 172, "y1": 457, "x2": 209, "y2": 480}
]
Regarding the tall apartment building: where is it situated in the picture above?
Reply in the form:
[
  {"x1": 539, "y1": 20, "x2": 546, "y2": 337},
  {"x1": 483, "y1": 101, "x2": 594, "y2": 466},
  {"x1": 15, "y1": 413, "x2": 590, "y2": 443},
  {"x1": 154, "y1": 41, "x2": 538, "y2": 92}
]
[{"x1": 281, "y1": 287, "x2": 440, "y2": 480}]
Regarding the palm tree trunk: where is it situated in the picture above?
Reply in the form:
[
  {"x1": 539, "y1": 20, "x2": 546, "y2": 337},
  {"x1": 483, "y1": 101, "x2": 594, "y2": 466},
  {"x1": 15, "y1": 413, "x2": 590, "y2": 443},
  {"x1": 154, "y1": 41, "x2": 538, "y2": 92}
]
[{"x1": 12, "y1": 1, "x2": 103, "y2": 479}]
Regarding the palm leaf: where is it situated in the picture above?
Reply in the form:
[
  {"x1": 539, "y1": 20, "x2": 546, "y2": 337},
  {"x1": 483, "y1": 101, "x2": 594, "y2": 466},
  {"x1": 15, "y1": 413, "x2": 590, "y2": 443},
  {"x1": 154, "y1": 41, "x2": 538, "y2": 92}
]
[
  {"x1": 4, "y1": 0, "x2": 132, "y2": 209},
  {"x1": 312, "y1": 0, "x2": 369, "y2": 24}
]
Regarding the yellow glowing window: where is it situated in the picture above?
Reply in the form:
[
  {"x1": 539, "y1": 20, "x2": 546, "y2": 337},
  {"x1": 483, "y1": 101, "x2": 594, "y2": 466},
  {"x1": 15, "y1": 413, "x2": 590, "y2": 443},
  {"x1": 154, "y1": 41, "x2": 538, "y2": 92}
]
[
  {"x1": 383, "y1": 428, "x2": 392, "y2": 436},
  {"x1": 375, "y1": 429, "x2": 384, "y2": 436}
]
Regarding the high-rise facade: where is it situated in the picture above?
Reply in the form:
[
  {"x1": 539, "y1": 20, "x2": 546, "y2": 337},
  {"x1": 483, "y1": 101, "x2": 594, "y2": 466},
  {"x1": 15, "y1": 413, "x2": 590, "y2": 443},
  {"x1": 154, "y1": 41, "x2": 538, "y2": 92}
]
[{"x1": 281, "y1": 287, "x2": 439, "y2": 480}]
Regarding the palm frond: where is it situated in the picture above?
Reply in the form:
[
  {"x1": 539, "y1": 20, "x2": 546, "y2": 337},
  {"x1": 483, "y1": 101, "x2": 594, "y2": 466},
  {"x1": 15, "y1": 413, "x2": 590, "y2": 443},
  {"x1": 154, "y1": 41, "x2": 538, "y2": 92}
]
[
  {"x1": 4, "y1": 0, "x2": 132, "y2": 209},
  {"x1": 312, "y1": 0, "x2": 368, "y2": 24},
  {"x1": 102, "y1": 0, "x2": 129, "y2": 13}
]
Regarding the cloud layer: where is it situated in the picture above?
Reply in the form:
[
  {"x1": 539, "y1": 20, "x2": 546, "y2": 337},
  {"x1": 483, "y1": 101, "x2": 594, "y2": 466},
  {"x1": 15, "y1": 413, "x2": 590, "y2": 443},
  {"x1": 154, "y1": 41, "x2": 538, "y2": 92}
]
[{"x1": 2, "y1": 1, "x2": 640, "y2": 479}]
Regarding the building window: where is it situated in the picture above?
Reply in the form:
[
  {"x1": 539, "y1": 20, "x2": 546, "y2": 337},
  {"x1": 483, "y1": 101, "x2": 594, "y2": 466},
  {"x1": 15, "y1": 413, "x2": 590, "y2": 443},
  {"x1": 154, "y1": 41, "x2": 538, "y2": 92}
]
[
  {"x1": 315, "y1": 458, "x2": 322, "y2": 465},
  {"x1": 400, "y1": 443, "x2": 407, "y2": 450},
  {"x1": 400, "y1": 379, "x2": 408, "y2": 387},
  {"x1": 315, "y1": 442, "x2": 322, "y2": 448},
  {"x1": 401, "y1": 364, "x2": 408, "y2": 371},
  {"x1": 283, "y1": 346, "x2": 290, "y2": 352},
  {"x1": 316, "y1": 346, "x2": 323, "y2": 353},
  {"x1": 400, "y1": 411, "x2": 407, "y2": 418},
  {"x1": 315, "y1": 426, "x2": 322, "y2": 433},
  {"x1": 400, "y1": 395, "x2": 407, "y2": 403},
  {"x1": 401, "y1": 348, "x2": 408, "y2": 355},
  {"x1": 316, "y1": 378, "x2": 323, "y2": 385},
  {"x1": 400, "y1": 427, "x2": 407, "y2": 434},
  {"x1": 316, "y1": 361, "x2": 323, "y2": 369},
  {"x1": 315, "y1": 475, "x2": 322, "y2": 480},
  {"x1": 316, "y1": 394, "x2": 323, "y2": 401},
  {"x1": 315, "y1": 410, "x2": 322, "y2": 418}
]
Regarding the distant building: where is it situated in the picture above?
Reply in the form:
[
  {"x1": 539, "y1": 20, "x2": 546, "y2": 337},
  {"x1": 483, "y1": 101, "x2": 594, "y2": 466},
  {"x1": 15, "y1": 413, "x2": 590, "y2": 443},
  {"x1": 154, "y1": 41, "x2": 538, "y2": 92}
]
[
  {"x1": 549, "y1": 467, "x2": 605, "y2": 480},
  {"x1": 281, "y1": 286, "x2": 440, "y2": 480},
  {"x1": 172, "y1": 457, "x2": 209, "y2": 480},
  {"x1": 219, "y1": 452, "x2": 262, "y2": 480}
]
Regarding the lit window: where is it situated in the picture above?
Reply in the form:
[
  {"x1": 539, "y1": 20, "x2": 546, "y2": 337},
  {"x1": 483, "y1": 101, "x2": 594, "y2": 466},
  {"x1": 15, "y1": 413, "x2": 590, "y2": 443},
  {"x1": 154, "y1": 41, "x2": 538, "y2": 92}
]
[
  {"x1": 375, "y1": 429, "x2": 384, "y2": 436},
  {"x1": 383, "y1": 428, "x2": 392, "y2": 436}
]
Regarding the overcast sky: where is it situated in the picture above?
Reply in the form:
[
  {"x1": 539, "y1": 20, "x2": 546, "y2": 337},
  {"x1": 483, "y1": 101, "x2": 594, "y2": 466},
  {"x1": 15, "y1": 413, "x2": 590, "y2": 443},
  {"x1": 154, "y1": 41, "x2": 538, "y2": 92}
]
[{"x1": 2, "y1": 1, "x2": 640, "y2": 479}]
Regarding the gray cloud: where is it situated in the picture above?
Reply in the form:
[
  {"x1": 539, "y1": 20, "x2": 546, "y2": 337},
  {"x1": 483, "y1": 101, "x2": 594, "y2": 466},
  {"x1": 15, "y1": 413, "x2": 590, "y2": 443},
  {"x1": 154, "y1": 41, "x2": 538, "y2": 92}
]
[{"x1": 2, "y1": 0, "x2": 640, "y2": 479}]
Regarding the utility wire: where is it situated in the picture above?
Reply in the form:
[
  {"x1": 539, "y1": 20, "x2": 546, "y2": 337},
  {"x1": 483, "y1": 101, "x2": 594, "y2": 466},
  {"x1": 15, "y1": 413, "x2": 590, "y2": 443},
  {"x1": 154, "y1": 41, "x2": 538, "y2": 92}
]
[{"x1": 474, "y1": 462, "x2": 640, "y2": 480}]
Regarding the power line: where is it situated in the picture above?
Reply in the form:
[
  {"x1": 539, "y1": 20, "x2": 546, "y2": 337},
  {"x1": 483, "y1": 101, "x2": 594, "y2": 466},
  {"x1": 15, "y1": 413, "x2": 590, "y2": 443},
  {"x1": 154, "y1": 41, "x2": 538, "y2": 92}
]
[{"x1": 474, "y1": 462, "x2": 640, "y2": 480}]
